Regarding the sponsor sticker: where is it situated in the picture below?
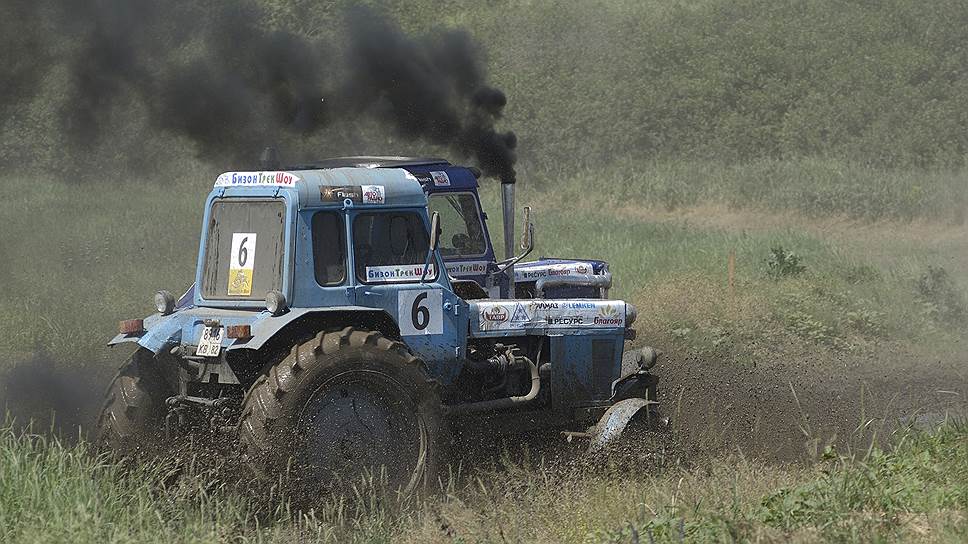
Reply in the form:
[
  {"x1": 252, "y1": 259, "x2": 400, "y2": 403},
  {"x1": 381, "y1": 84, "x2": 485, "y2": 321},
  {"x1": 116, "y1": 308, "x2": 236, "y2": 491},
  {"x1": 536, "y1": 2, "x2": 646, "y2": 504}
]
[
  {"x1": 430, "y1": 171, "x2": 451, "y2": 186},
  {"x1": 593, "y1": 304, "x2": 624, "y2": 326},
  {"x1": 514, "y1": 261, "x2": 596, "y2": 281},
  {"x1": 546, "y1": 315, "x2": 584, "y2": 326},
  {"x1": 445, "y1": 260, "x2": 489, "y2": 277},
  {"x1": 228, "y1": 233, "x2": 256, "y2": 296},
  {"x1": 361, "y1": 184, "x2": 385, "y2": 204},
  {"x1": 215, "y1": 171, "x2": 300, "y2": 187},
  {"x1": 510, "y1": 303, "x2": 530, "y2": 323},
  {"x1": 472, "y1": 300, "x2": 626, "y2": 331},
  {"x1": 561, "y1": 301, "x2": 596, "y2": 309},
  {"x1": 320, "y1": 185, "x2": 362, "y2": 202},
  {"x1": 320, "y1": 185, "x2": 386, "y2": 204},
  {"x1": 366, "y1": 263, "x2": 437, "y2": 283},
  {"x1": 482, "y1": 305, "x2": 509, "y2": 322}
]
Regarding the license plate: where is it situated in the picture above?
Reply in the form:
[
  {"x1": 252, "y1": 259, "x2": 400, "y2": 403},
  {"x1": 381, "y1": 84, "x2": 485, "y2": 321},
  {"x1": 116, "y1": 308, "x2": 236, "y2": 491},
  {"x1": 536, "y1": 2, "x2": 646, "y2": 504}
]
[{"x1": 196, "y1": 326, "x2": 224, "y2": 357}]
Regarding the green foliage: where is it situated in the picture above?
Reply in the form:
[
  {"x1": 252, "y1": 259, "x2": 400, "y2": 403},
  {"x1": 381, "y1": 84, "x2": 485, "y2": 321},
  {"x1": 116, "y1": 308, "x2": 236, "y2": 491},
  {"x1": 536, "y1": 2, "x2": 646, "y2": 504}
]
[
  {"x1": 844, "y1": 308, "x2": 886, "y2": 337},
  {"x1": 766, "y1": 246, "x2": 806, "y2": 280},
  {"x1": 845, "y1": 264, "x2": 882, "y2": 285},
  {"x1": 759, "y1": 422, "x2": 968, "y2": 540},
  {"x1": 2, "y1": 421, "x2": 964, "y2": 543}
]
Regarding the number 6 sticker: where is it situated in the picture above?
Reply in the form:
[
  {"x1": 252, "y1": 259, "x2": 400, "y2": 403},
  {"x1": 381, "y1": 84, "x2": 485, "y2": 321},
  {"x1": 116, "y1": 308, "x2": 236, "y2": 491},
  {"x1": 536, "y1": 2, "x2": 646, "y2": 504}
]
[
  {"x1": 228, "y1": 232, "x2": 256, "y2": 296},
  {"x1": 398, "y1": 289, "x2": 443, "y2": 335}
]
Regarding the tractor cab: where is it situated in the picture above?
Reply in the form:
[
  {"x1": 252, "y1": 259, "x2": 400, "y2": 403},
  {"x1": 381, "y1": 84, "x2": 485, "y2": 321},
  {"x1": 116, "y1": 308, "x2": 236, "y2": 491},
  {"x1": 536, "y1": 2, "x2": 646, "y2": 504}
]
[{"x1": 301, "y1": 157, "x2": 613, "y2": 300}]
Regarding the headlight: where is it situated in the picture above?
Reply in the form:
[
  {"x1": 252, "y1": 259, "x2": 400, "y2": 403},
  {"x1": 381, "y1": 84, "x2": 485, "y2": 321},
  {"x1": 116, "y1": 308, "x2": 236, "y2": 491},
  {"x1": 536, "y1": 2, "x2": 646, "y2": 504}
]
[
  {"x1": 154, "y1": 290, "x2": 175, "y2": 315},
  {"x1": 266, "y1": 290, "x2": 288, "y2": 315},
  {"x1": 625, "y1": 303, "x2": 637, "y2": 326}
]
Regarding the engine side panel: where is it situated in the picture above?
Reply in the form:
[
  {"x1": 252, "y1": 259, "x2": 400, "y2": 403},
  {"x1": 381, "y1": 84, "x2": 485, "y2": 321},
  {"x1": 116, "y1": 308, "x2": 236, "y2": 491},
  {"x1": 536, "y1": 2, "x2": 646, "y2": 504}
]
[{"x1": 469, "y1": 299, "x2": 628, "y2": 338}]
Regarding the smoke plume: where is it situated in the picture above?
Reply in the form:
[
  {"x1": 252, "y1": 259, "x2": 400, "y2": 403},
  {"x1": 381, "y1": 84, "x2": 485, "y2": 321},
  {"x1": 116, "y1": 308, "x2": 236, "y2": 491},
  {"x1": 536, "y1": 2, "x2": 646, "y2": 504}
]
[
  {"x1": 0, "y1": 353, "x2": 107, "y2": 440},
  {"x1": 0, "y1": 1, "x2": 517, "y2": 182}
]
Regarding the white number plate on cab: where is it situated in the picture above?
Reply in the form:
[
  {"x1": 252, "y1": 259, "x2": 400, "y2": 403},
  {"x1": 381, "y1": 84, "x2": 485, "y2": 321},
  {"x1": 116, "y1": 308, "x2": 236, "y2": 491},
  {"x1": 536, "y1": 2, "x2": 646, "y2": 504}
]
[{"x1": 196, "y1": 326, "x2": 224, "y2": 357}]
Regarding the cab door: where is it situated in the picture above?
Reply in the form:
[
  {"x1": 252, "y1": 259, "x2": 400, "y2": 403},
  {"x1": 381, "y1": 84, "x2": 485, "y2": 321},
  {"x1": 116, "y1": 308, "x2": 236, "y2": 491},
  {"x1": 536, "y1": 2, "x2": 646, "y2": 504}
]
[{"x1": 349, "y1": 209, "x2": 467, "y2": 385}]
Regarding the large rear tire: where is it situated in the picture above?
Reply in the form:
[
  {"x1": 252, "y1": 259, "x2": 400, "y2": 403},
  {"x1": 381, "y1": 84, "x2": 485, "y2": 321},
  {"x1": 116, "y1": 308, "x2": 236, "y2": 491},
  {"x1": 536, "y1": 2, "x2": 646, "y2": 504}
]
[
  {"x1": 95, "y1": 348, "x2": 171, "y2": 457},
  {"x1": 239, "y1": 327, "x2": 445, "y2": 496}
]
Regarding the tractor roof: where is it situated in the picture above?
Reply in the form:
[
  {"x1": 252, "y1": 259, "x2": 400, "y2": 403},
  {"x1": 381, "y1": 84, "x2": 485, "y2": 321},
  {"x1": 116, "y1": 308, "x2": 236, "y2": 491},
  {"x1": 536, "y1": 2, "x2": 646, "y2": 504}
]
[
  {"x1": 289, "y1": 157, "x2": 482, "y2": 190},
  {"x1": 211, "y1": 155, "x2": 484, "y2": 208},
  {"x1": 289, "y1": 156, "x2": 451, "y2": 169},
  {"x1": 212, "y1": 167, "x2": 429, "y2": 209}
]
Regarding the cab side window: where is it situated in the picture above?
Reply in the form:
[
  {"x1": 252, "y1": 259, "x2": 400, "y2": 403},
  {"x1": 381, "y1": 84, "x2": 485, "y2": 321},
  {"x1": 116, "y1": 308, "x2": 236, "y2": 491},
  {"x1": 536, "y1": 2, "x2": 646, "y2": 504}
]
[{"x1": 311, "y1": 212, "x2": 346, "y2": 286}]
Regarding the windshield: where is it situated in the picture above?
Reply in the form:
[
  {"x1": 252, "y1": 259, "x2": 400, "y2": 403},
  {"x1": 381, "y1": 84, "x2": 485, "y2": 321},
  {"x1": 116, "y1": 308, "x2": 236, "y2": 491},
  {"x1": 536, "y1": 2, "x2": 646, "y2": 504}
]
[
  {"x1": 427, "y1": 192, "x2": 487, "y2": 257},
  {"x1": 353, "y1": 211, "x2": 436, "y2": 283},
  {"x1": 201, "y1": 199, "x2": 286, "y2": 300}
]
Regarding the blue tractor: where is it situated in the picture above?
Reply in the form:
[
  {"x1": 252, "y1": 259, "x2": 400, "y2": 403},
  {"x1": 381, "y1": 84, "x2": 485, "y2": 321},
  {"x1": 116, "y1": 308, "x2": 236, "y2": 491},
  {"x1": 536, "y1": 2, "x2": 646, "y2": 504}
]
[{"x1": 98, "y1": 159, "x2": 663, "y2": 492}]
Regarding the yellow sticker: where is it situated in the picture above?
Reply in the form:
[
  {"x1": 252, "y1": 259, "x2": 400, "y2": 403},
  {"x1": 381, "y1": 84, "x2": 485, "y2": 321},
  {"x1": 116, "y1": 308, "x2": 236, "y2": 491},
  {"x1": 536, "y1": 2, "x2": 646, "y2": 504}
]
[{"x1": 228, "y1": 232, "x2": 256, "y2": 296}]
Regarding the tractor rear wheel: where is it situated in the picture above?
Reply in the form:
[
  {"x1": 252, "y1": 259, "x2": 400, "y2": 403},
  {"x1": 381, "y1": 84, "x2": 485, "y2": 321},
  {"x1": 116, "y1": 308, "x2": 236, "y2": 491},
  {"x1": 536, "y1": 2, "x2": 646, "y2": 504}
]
[
  {"x1": 95, "y1": 348, "x2": 172, "y2": 457},
  {"x1": 239, "y1": 327, "x2": 445, "y2": 496}
]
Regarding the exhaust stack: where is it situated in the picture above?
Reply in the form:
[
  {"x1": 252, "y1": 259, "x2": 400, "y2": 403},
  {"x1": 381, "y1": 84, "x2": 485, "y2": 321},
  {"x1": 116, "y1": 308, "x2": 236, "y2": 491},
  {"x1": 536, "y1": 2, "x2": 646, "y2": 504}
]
[{"x1": 501, "y1": 182, "x2": 515, "y2": 298}]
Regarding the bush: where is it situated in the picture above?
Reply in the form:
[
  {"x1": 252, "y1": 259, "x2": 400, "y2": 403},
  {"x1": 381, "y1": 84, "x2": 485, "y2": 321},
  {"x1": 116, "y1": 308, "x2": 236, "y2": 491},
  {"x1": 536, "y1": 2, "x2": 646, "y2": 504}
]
[
  {"x1": 766, "y1": 246, "x2": 806, "y2": 280},
  {"x1": 916, "y1": 265, "x2": 967, "y2": 323}
]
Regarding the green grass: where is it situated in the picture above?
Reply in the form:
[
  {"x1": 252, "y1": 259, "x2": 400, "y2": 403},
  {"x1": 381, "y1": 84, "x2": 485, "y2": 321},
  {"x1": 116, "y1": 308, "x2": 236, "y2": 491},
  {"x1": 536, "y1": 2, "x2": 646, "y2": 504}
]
[
  {"x1": 3, "y1": 1, "x2": 968, "y2": 540},
  {"x1": 2, "y1": 144, "x2": 967, "y2": 544},
  {"x1": 2, "y1": 159, "x2": 965, "y2": 375},
  {"x1": 1, "y1": 420, "x2": 965, "y2": 543},
  {"x1": 479, "y1": 165, "x2": 968, "y2": 361}
]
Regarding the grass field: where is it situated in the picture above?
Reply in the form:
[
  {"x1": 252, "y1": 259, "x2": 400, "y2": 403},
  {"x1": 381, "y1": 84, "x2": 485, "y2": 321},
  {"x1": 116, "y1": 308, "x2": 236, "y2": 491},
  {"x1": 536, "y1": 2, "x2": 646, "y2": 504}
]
[
  {"x1": 1, "y1": 160, "x2": 966, "y2": 541},
  {"x1": 2, "y1": 419, "x2": 965, "y2": 543},
  {"x1": 2, "y1": 1, "x2": 968, "y2": 540}
]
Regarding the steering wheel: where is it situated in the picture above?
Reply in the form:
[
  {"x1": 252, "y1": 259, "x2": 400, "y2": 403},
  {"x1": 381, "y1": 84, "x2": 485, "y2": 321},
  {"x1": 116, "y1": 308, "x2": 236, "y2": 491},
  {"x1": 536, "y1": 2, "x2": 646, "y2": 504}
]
[{"x1": 452, "y1": 233, "x2": 470, "y2": 252}]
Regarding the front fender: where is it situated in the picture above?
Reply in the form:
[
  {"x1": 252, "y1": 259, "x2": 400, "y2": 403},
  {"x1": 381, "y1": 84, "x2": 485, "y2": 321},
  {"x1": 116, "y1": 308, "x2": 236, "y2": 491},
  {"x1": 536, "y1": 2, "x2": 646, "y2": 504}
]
[
  {"x1": 226, "y1": 306, "x2": 396, "y2": 353},
  {"x1": 586, "y1": 397, "x2": 656, "y2": 452},
  {"x1": 107, "y1": 312, "x2": 177, "y2": 354}
]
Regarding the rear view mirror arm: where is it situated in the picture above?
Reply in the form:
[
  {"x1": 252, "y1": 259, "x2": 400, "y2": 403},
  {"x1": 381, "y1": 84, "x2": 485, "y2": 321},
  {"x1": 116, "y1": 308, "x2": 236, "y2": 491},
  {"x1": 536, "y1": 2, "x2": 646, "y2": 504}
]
[
  {"x1": 494, "y1": 222, "x2": 534, "y2": 274},
  {"x1": 421, "y1": 211, "x2": 442, "y2": 283}
]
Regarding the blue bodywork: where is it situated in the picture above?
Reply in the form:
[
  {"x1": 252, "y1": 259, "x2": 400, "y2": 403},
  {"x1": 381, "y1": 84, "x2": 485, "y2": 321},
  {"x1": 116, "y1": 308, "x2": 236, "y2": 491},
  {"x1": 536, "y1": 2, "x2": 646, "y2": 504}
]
[
  {"x1": 111, "y1": 167, "x2": 470, "y2": 385},
  {"x1": 110, "y1": 166, "x2": 637, "y2": 399}
]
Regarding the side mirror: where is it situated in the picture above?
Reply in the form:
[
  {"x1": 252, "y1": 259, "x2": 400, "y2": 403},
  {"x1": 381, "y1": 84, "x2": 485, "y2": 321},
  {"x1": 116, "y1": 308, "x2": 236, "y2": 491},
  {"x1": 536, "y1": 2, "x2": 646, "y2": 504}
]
[
  {"x1": 429, "y1": 211, "x2": 441, "y2": 252},
  {"x1": 492, "y1": 205, "x2": 536, "y2": 277},
  {"x1": 520, "y1": 206, "x2": 534, "y2": 252}
]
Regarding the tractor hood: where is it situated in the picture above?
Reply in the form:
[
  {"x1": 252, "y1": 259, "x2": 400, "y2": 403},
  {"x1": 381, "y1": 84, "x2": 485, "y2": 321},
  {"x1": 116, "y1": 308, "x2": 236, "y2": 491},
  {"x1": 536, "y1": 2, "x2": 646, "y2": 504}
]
[
  {"x1": 470, "y1": 298, "x2": 633, "y2": 337},
  {"x1": 514, "y1": 258, "x2": 608, "y2": 282}
]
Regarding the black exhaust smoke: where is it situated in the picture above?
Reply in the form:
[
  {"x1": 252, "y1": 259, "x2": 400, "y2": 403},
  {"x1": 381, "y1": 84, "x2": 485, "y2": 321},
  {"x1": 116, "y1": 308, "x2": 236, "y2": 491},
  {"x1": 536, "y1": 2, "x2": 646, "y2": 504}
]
[{"x1": 0, "y1": 1, "x2": 517, "y2": 182}]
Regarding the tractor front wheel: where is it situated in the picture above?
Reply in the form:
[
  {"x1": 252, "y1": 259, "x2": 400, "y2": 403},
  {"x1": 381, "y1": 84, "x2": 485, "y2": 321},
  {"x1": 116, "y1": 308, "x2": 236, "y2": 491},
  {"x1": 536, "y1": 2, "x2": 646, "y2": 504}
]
[
  {"x1": 239, "y1": 327, "x2": 445, "y2": 496},
  {"x1": 94, "y1": 348, "x2": 172, "y2": 457}
]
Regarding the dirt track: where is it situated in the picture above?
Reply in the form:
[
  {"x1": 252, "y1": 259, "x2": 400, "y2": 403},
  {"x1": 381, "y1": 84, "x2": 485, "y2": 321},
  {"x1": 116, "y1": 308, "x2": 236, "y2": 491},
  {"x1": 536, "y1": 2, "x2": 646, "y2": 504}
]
[{"x1": 660, "y1": 345, "x2": 968, "y2": 461}]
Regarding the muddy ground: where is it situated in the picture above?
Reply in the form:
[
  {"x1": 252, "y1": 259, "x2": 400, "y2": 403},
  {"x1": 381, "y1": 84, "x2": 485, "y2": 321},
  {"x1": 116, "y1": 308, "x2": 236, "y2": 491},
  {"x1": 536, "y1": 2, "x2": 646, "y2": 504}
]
[{"x1": 658, "y1": 346, "x2": 968, "y2": 462}]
